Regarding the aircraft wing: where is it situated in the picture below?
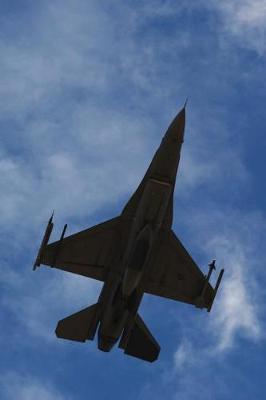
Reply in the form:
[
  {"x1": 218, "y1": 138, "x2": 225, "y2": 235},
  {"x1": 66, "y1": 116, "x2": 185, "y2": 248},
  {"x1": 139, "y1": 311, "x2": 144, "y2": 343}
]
[
  {"x1": 34, "y1": 217, "x2": 121, "y2": 282},
  {"x1": 144, "y1": 230, "x2": 215, "y2": 309}
]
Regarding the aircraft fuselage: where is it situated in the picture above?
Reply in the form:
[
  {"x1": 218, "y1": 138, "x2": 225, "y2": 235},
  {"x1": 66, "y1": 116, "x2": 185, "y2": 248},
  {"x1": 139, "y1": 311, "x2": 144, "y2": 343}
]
[{"x1": 97, "y1": 179, "x2": 174, "y2": 352}]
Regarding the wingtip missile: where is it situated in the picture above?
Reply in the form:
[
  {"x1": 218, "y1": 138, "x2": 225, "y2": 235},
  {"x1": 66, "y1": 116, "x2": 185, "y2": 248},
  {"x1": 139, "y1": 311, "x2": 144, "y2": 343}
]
[
  {"x1": 204, "y1": 259, "x2": 216, "y2": 283},
  {"x1": 208, "y1": 259, "x2": 216, "y2": 271},
  {"x1": 48, "y1": 210, "x2": 54, "y2": 225},
  {"x1": 33, "y1": 213, "x2": 54, "y2": 270}
]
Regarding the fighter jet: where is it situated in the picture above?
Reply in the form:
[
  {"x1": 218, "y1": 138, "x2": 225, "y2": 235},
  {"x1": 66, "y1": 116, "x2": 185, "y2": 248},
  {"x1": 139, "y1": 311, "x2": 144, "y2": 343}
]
[{"x1": 33, "y1": 106, "x2": 224, "y2": 362}]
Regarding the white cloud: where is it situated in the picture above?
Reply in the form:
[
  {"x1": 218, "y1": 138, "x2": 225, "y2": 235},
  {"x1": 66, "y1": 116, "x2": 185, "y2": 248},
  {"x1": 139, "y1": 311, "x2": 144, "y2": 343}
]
[
  {"x1": 174, "y1": 339, "x2": 195, "y2": 369},
  {"x1": 0, "y1": 111, "x2": 153, "y2": 230},
  {"x1": 214, "y1": 0, "x2": 266, "y2": 27},
  {"x1": 209, "y1": 244, "x2": 261, "y2": 351},
  {"x1": 0, "y1": 1, "x2": 261, "y2": 356},
  {"x1": 0, "y1": 0, "x2": 253, "y2": 234},
  {"x1": 169, "y1": 216, "x2": 263, "y2": 398},
  {"x1": 169, "y1": 207, "x2": 264, "y2": 387},
  {"x1": 210, "y1": 0, "x2": 266, "y2": 54},
  {"x1": 189, "y1": 209, "x2": 263, "y2": 350},
  {"x1": 0, "y1": 260, "x2": 101, "y2": 343},
  {"x1": 0, "y1": 372, "x2": 68, "y2": 400},
  {"x1": 0, "y1": 2, "x2": 116, "y2": 116},
  {"x1": 0, "y1": 3, "x2": 265, "y2": 400},
  {"x1": 0, "y1": 0, "x2": 164, "y2": 229},
  {"x1": 178, "y1": 142, "x2": 248, "y2": 195}
]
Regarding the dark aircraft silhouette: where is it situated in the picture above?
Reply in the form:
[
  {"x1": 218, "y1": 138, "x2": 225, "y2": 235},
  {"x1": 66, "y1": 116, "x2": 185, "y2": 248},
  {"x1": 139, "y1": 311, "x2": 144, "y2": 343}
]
[{"x1": 33, "y1": 106, "x2": 224, "y2": 362}]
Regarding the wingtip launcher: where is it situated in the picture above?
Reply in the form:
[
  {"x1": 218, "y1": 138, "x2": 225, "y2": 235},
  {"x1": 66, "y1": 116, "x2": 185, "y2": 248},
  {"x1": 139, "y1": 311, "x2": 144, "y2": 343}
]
[
  {"x1": 33, "y1": 212, "x2": 54, "y2": 270},
  {"x1": 194, "y1": 261, "x2": 224, "y2": 311},
  {"x1": 207, "y1": 268, "x2": 224, "y2": 313}
]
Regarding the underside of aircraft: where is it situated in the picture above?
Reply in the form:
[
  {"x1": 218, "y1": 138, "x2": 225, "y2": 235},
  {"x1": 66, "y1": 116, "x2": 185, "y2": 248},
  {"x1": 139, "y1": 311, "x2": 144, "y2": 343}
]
[{"x1": 34, "y1": 106, "x2": 224, "y2": 362}]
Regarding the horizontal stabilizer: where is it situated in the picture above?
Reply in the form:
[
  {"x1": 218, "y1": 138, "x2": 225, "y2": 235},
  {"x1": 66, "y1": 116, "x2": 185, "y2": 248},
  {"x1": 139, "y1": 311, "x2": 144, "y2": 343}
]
[
  {"x1": 55, "y1": 303, "x2": 99, "y2": 342},
  {"x1": 121, "y1": 314, "x2": 160, "y2": 362}
]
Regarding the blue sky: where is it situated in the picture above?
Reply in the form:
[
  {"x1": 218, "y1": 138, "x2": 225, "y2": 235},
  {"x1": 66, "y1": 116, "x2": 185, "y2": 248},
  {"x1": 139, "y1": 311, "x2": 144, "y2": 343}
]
[{"x1": 1, "y1": 0, "x2": 266, "y2": 399}]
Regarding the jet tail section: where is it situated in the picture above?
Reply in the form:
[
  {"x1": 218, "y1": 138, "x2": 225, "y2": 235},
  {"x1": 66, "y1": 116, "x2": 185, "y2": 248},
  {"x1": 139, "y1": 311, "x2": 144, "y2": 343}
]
[
  {"x1": 55, "y1": 303, "x2": 100, "y2": 342},
  {"x1": 119, "y1": 314, "x2": 160, "y2": 362}
]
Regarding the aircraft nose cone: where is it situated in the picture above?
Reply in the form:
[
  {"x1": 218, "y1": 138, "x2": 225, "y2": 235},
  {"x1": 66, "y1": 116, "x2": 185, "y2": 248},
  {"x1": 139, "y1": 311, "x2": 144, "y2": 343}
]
[{"x1": 163, "y1": 106, "x2": 186, "y2": 144}]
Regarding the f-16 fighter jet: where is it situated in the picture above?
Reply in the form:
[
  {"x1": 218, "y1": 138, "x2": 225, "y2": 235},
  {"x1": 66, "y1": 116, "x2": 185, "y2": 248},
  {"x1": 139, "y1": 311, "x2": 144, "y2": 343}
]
[{"x1": 33, "y1": 106, "x2": 224, "y2": 362}]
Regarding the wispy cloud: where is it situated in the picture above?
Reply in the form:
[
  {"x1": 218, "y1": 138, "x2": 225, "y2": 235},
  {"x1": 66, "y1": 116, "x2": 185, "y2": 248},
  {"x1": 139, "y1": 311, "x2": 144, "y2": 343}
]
[
  {"x1": 0, "y1": 0, "x2": 257, "y2": 231},
  {"x1": 0, "y1": 0, "x2": 263, "y2": 356},
  {"x1": 174, "y1": 339, "x2": 195, "y2": 370},
  {"x1": 1, "y1": 2, "x2": 265, "y2": 399},
  {"x1": 0, "y1": 0, "x2": 173, "y2": 228},
  {"x1": 209, "y1": 0, "x2": 266, "y2": 54},
  {"x1": 0, "y1": 259, "x2": 100, "y2": 343},
  {"x1": 0, "y1": 372, "x2": 69, "y2": 400},
  {"x1": 164, "y1": 207, "x2": 265, "y2": 399},
  {"x1": 208, "y1": 236, "x2": 261, "y2": 351},
  {"x1": 181, "y1": 207, "x2": 264, "y2": 350}
]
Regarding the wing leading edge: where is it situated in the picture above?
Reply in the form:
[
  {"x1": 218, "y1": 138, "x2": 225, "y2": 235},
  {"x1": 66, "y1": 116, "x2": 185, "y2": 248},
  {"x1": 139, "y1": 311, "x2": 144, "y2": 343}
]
[{"x1": 144, "y1": 230, "x2": 219, "y2": 310}]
